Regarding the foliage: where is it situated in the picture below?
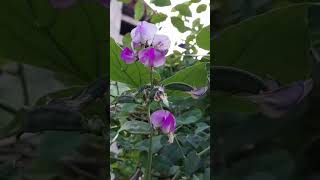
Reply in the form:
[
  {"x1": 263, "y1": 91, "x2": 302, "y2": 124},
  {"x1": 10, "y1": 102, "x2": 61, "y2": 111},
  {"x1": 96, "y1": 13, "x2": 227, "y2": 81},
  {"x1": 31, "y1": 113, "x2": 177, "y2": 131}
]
[
  {"x1": 0, "y1": 1, "x2": 107, "y2": 179},
  {"x1": 213, "y1": 1, "x2": 320, "y2": 180},
  {"x1": 111, "y1": 0, "x2": 210, "y2": 179}
]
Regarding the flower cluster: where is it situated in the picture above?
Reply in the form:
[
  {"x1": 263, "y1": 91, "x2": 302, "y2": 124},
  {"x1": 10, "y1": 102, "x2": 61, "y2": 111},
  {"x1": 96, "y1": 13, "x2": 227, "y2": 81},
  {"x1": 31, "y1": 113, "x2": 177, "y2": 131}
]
[{"x1": 121, "y1": 21, "x2": 171, "y2": 67}]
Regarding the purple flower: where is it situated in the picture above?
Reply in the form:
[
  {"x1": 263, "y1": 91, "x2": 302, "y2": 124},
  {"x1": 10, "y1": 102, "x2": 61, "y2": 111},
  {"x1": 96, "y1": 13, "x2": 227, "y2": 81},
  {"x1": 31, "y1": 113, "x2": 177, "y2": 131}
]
[
  {"x1": 120, "y1": 47, "x2": 136, "y2": 64},
  {"x1": 152, "y1": 35, "x2": 171, "y2": 55},
  {"x1": 151, "y1": 110, "x2": 176, "y2": 134},
  {"x1": 190, "y1": 87, "x2": 208, "y2": 99},
  {"x1": 49, "y1": 0, "x2": 77, "y2": 8},
  {"x1": 131, "y1": 21, "x2": 157, "y2": 46},
  {"x1": 243, "y1": 79, "x2": 313, "y2": 118},
  {"x1": 138, "y1": 47, "x2": 165, "y2": 67}
]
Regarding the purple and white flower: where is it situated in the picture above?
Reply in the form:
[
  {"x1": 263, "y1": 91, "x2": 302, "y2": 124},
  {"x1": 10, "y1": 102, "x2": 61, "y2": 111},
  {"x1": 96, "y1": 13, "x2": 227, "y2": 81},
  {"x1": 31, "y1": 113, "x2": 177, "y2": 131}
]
[
  {"x1": 138, "y1": 48, "x2": 166, "y2": 67},
  {"x1": 131, "y1": 21, "x2": 157, "y2": 46},
  {"x1": 151, "y1": 110, "x2": 176, "y2": 133},
  {"x1": 189, "y1": 87, "x2": 208, "y2": 99},
  {"x1": 120, "y1": 21, "x2": 170, "y2": 67},
  {"x1": 120, "y1": 47, "x2": 136, "y2": 64}
]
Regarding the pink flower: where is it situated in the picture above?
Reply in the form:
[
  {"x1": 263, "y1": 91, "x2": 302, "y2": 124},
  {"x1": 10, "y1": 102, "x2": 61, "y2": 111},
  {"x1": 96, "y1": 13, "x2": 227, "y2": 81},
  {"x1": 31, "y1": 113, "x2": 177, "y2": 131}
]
[
  {"x1": 138, "y1": 47, "x2": 166, "y2": 67},
  {"x1": 120, "y1": 47, "x2": 136, "y2": 64},
  {"x1": 151, "y1": 110, "x2": 176, "y2": 134}
]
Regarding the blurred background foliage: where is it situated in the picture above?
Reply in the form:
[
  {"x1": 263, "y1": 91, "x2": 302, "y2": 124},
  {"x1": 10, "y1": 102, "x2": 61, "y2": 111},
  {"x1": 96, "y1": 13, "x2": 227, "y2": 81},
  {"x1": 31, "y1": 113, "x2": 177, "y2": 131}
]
[
  {"x1": 0, "y1": 0, "x2": 107, "y2": 179},
  {"x1": 213, "y1": 0, "x2": 320, "y2": 180}
]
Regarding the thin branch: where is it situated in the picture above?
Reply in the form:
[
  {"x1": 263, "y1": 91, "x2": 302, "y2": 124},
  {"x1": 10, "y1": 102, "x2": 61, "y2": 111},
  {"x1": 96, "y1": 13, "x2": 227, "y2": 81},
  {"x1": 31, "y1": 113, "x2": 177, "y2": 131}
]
[{"x1": 0, "y1": 100, "x2": 17, "y2": 115}]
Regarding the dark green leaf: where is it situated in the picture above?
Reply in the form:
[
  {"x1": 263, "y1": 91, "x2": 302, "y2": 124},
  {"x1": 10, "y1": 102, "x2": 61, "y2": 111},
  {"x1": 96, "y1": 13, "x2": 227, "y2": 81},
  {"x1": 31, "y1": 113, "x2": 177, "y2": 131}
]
[
  {"x1": 119, "y1": 120, "x2": 151, "y2": 134},
  {"x1": 0, "y1": 1, "x2": 107, "y2": 82},
  {"x1": 214, "y1": 5, "x2": 311, "y2": 84},
  {"x1": 196, "y1": 4, "x2": 207, "y2": 13},
  {"x1": 184, "y1": 151, "x2": 200, "y2": 175},
  {"x1": 177, "y1": 109, "x2": 202, "y2": 125}
]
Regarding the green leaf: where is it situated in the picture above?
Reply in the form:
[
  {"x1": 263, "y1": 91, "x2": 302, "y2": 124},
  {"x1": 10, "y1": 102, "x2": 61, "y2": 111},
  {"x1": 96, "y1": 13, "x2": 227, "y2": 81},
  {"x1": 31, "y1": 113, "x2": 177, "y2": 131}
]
[
  {"x1": 0, "y1": 1, "x2": 107, "y2": 82},
  {"x1": 162, "y1": 62, "x2": 208, "y2": 87},
  {"x1": 174, "y1": 3, "x2": 192, "y2": 17},
  {"x1": 196, "y1": 26, "x2": 210, "y2": 50},
  {"x1": 119, "y1": 120, "x2": 151, "y2": 134},
  {"x1": 192, "y1": 18, "x2": 202, "y2": 29},
  {"x1": 110, "y1": 38, "x2": 158, "y2": 87},
  {"x1": 171, "y1": 17, "x2": 188, "y2": 33},
  {"x1": 150, "y1": 0, "x2": 171, "y2": 7},
  {"x1": 177, "y1": 109, "x2": 203, "y2": 125},
  {"x1": 134, "y1": 0, "x2": 145, "y2": 20},
  {"x1": 151, "y1": 13, "x2": 167, "y2": 24},
  {"x1": 122, "y1": 33, "x2": 132, "y2": 48},
  {"x1": 196, "y1": 4, "x2": 207, "y2": 13},
  {"x1": 134, "y1": 135, "x2": 164, "y2": 153},
  {"x1": 184, "y1": 151, "x2": 201, "y2": 175},
  {"x1": 213, "y1": 5, "x2": 311, "y2": 83}
]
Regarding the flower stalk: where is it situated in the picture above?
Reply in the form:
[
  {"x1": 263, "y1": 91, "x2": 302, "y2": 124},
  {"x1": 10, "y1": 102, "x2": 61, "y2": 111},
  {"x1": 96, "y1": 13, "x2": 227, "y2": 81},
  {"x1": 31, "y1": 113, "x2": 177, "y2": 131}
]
[{"x1": 146, "y1": 68, "x2": 154, "y2": 180}]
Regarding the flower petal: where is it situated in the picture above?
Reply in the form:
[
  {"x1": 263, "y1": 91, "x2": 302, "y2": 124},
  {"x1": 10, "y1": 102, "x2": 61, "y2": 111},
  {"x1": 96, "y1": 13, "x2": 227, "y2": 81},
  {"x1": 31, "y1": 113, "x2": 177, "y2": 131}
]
[
  {"x1": 120, "y1": 47, "x2": 136, "y2": 64},
  {"x1": 131, "y1": 21, "x2": 157, "y2": 45},
  {"x1": 138, "y1": 48, "x2": 166, "y2": 67},
  {"x1": 49, "y1": 0, "x2": 77, "y2": 8},
  {"x1": 152, "y1": 34, "x2": 171, "y2": 54},
  {"x1": 190, "y1": 87, "x2": 208, "y2": 99},
  {"x1": 161, "y1": 112, "x2": 176, "y2": 134},
  {"x1": 150, "y1": 110, "x2": 169, "y2": 128}
]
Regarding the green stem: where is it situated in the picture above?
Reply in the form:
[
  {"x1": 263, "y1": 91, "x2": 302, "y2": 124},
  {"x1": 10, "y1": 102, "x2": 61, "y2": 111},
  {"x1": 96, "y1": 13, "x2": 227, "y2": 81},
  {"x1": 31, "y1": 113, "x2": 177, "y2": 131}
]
[
  {"x1": 146, "y1": 67, "x2": 154, "y2": 180},
  {"x1": 146, "y1": 105, "x2": 153, "y2": 180},
  {"x1": 198, "y1": 146, "x2": 210, "y2": 157}
]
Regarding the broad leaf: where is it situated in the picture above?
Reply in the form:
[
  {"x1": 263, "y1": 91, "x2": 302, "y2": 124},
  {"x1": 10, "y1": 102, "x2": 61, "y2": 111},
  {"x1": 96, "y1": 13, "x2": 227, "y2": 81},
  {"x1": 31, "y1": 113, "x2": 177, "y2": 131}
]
[
  {"x1": 162, "y1": 62, "x2": 208, "y2": 87},
  {"x1": 110, "y1": 38, "x2": 158, "y2": 87},
  {"x1": 0, "y1": 1, "x2": 107, "y2": 82},
  {"x1": 196, "y1": 26, "x2": 210, "y2": 50},
  {"x1": 213, "y1": 5, "x2": 312, "y2": 83}
]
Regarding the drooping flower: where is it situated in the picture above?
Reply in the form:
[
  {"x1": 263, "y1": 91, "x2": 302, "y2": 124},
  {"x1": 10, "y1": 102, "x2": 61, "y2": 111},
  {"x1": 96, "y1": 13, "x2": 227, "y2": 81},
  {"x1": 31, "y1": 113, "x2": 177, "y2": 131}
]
[
  {"x1": 120, "y1": 47, "x2": 136, "y2": 64},
  {"x1": 151, "y1": 110, "x2": 176, "y2": 134},
  {"x1": 152, "y1": 35, "x2": 171, "y2": 55},
  {"x1": 49, "y1": 0, "x2": 77, "y2": 8},
  {"x1": 131, "y1": 21, "x2": 157, "y2": 46},
  {"x1": 242, "y1": 79, "x2": 313, "y2": 118},
  {"x1": 138, "y1": 47, "x2": 166, "y2": 67},
  {"x1": 189, "y1": 87, "x2": 208, "y2": 99}
]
